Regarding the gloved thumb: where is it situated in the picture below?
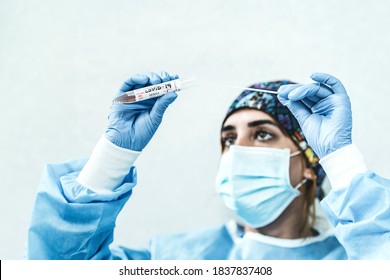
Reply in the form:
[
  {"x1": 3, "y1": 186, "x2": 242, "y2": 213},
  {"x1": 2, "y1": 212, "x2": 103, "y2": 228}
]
[
  {"x1": 279, "y1": 97, "x2": 311, "y2": 127},
  {"x1": 150, "y1": 91, "x2": 178, "y2": 121}
]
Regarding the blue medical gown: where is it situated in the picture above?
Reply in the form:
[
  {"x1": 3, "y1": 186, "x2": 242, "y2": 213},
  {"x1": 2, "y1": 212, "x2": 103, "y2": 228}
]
[{"x1": 27, "y1": 159, "x2": 390, "y2": 259}]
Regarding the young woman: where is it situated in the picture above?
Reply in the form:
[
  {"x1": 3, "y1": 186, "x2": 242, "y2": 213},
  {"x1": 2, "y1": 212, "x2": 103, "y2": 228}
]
[{"x1": 27, "y1": 72, "x2": 390, "y2": 259}]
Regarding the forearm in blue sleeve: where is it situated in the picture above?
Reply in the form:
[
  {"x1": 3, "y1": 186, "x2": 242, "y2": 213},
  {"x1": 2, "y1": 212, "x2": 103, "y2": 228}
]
[
  {"x1": 27, "y1": 158, "x2": 135, "y2": 259},
  {"x1": 321, "y1": 171, "x2": 390, "y2": 259}
]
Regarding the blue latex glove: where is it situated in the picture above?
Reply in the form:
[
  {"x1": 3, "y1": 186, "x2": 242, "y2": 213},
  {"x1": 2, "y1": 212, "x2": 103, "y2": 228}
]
[
  {"x1": 277, "y1": 72, "x2": 352, "y2": 158},
  {"x1": 105, "y1": 72, "x2": 178, "y2": 151}
]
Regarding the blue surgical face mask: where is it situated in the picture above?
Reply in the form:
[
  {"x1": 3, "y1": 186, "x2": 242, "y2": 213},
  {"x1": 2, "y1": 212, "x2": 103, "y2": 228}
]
[{"x1": 215, "y1": 145, "x2": 306, "y2": 228}]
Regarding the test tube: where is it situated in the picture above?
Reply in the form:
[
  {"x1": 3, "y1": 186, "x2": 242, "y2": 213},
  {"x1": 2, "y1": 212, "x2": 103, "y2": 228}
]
[{"x1": 112, "y1": 77, "x2": 197, "y2": 104}]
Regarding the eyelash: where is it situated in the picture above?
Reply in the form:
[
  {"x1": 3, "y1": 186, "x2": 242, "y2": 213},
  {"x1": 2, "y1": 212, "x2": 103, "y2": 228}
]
[
  {"x1": 222, "y1": 129, "x2": 274, "y2": 147},
  {"x1": 223, "y1": 135, "x2": 236, "y2": 147},
  {"x1": 255, "y1": 130, "x2": 273, "y2": 141}
]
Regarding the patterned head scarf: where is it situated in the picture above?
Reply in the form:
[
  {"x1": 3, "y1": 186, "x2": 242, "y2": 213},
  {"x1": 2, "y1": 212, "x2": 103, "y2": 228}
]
[{"x1": 221, "y1": 80, "x2": 326, "y2": 198}]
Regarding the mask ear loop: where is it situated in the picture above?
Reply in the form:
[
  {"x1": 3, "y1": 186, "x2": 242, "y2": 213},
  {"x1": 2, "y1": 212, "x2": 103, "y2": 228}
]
[
  {"x1": 290, "y1": 150, "x2": 302, "y2": 157},
  {"x1": 289, "y1": 150, "x2": 308, "y2": 190},
  {"x1": 295, "y1": 178, "x2": 308, "y2": 190}
]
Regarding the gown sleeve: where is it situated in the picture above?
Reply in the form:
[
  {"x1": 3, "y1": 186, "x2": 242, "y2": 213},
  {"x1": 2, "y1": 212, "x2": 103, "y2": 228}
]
[
  {"x1": 27, "y1": 137, "x2": 151, "y2": 259},
  {"x1": 320, "y1": 144, "x2": 390, "y2": 259}
]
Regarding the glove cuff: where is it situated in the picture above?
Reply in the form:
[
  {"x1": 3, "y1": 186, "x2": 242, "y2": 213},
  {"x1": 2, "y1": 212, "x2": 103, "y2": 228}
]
[
  {"x1": 77, "y1": 135, "x2": 141, "y2": 193},
  {"x1": 319, "y1": 144, "x2": 368, "y2": 191}
]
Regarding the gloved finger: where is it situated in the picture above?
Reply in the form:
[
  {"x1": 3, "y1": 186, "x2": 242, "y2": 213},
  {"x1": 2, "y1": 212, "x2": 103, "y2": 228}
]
[
  {"x1": 301, "y1": 98, "x2": 316, "y2": 109},
  {"x1": 109, "y1": 98, "x2": 156, "y2": 113},
  {"x1": 278, "y1": 98, "x2": 312, "y2": 126},
  {"x1": 150, "y1": 91, "x2": 178, "y2": 122},
  {"x1": 311, "y1": 94, "x2": 351, "y2": 115},
  {"x1": 128, "y1": 72, "x2": 163, "y2": 90},
  {"x1": 279, "y1": 87, "x2": 317, "y2": 108},
  {"x1": 277, "y1": 84, "x2": 302, "y2": 99},
  {"x1": 155, "y1": 71, "x2": 179, "y2": 83},
  {"x1": 310, "y1": 72, "x2": 347, "y2": 94},
  {"x1": 158, "y1": 71, "x2": 170, "y2": 83},
  {"x1": 119, "y1": 73, "x2": 150, "y2": 93},
  {"x1": 302, "y1": 87, "x2": 338, "y2": 104},
  {"x1": 145, "y1": 72, "x2": 164, "y2": 86},
  {"x1": 287, "y1": 83, "x2": 333, "y2": 101}
]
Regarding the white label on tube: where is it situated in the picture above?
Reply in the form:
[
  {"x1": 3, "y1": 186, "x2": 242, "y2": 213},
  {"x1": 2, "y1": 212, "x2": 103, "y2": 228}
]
[{"x1": 133, "y1": 80, "x2": 180, "y2": 101}]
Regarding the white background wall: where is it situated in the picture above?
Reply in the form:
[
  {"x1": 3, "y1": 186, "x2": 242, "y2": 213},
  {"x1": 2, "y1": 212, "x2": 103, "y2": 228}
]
[{"x1": 1, "y1": 0, "x2": 390, "y2": 259}]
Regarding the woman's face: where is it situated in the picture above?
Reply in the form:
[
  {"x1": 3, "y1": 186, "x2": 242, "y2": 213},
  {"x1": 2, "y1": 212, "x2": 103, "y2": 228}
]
[{"x1": 221, "y1": 109, "x2": 307, "y2": 187}]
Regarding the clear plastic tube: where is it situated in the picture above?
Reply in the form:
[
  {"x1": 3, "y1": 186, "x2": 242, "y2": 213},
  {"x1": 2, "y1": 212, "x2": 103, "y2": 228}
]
[
  {"x1": 112, "y1": 77, "x2": 197, "y2": 104},
  {"x1": 112, "y1": 77, "x2": 279, "y2": 104}
]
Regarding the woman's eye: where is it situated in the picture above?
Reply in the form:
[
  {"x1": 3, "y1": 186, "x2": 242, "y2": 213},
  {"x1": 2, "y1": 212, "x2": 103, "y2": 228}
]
[
  {"x1": 255, "y1": 130, "x2": 273, "y2": 141},
  {"x1": 223, "y1": 136, "x2": 236, "y2": 147}
]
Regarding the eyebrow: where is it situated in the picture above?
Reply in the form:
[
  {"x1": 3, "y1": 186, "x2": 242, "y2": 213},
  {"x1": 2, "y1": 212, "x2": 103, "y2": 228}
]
[
  {"x1": 221, "y1": 120, "x2": 278, "y2": 132},
  {"x1": 221, "y1": 125, "x2": 235, "y2": 132},
  {"x1": 248, "y1": 120, "x2": 277, "y2": 127}
]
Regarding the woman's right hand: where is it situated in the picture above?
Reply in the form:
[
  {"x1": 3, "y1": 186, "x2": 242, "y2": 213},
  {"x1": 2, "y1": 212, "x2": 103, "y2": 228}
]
[{"x1": 105, "y1": 72, "x2": 178, "y2": 151}]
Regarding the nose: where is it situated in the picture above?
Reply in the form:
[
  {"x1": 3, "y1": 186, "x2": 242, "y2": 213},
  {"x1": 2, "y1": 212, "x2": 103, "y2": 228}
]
[{"x1": 234, "y1": 135, "x2": 252, "y2": 147}]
